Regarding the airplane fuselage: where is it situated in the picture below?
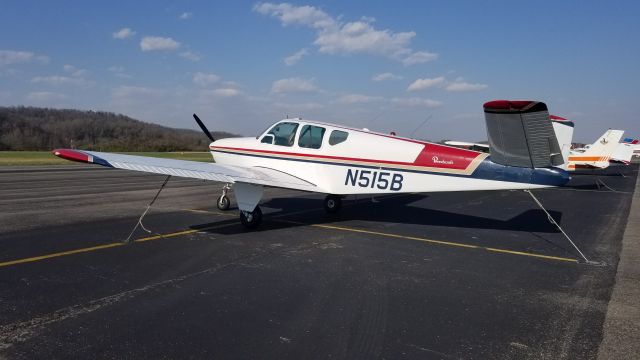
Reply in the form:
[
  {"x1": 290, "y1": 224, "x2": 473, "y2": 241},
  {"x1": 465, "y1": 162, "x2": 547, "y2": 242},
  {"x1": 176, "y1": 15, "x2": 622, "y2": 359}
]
[{"x1": 210, "y1": 119, "x2": 569, "y2": 195}]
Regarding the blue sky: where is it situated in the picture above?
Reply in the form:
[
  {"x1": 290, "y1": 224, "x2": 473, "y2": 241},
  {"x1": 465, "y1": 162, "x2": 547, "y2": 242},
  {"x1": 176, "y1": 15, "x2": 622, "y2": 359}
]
[{"x1": 1, "y1": 1, "x2": 638, "y2": 142}]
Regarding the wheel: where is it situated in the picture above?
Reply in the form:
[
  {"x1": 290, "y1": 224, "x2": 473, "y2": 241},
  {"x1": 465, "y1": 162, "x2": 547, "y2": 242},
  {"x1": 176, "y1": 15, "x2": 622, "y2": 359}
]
[
  {"x1": 216, "y1": 195, "x2": 230, "y2": 211},
  {"x1": 240, "y1": 207, "x2": 262, "y2": 229},
  {"x1": 324, "y1": 194, "x2": 342, "y2": 214}
]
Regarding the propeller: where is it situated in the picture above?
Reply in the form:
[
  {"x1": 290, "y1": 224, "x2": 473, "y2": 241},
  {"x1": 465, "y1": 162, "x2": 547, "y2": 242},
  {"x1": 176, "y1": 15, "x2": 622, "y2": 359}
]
[{"x1": 193, "y1": 113, "x2": 215, "y2": 142}]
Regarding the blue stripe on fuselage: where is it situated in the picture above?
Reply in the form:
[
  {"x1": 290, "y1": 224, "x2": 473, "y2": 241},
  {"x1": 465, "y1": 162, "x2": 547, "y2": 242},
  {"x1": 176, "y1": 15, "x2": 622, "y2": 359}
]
[
  {"x1": 211, "y1": 150, "x2": 569, "y2": 186},
  {"x1": 470, "y1": 157, "x2": 570, "y2": 186}
]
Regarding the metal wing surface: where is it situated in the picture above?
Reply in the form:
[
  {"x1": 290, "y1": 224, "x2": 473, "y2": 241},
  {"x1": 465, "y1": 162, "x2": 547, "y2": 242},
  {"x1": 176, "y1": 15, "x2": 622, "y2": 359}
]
[{"x1": 52, "y1": 149, "x2": 317, "y2": 191}]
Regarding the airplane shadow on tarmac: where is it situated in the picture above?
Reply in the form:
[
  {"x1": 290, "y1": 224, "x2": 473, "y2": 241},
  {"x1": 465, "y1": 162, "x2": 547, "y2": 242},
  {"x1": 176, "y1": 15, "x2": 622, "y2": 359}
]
[{"x1": 189, "y1": 193, "x2": 563, "y2": 236}]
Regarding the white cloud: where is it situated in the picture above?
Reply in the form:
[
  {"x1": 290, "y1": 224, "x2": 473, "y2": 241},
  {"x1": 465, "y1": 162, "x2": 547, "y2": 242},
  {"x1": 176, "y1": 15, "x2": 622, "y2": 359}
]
[
  {"x1": 401, "y1": 51, "x2": 438, "y2": 66},
  {"x1": 108, "y1": 66, "x2": 124, "y2": 73},
  {"x1": 111, "y1": 86, "x2": 166, "y2": 105},
  {"x1": 284, "y1": 48, "x2": 308, "y2": 66},
  {"x1": 140, "y1": 36, "x2": 181, "y2": 51},
  {"x1": 372, "y1": 72, "x2": 402, "y2": 82},
  {"x1": 108, "y1": 66, "x2": 132, "y2": 79},
  {"x1": 254, "y1": 3, "x2": 437, "y2": 65},
  {"x1": 253, "y1": 3, "x2": 335, "y2": 29},
  {"x1": 0, "y1": 50, "x2": 49, "y2": 66},
  {"x1": 26, "y1": 91, "x2": 68, "y2": 102},
  {"x1": 273, "y1": 102, "x2": 324, "y2": 111},
  {"x1": 112, "y1": 27, "x2": 135, "y2": 39},
  {"x1": 179, "y1": 12, "x2": 193, "y2": 20},
  {"x1": 63, "y1": 64, "x2": 87, "y2": 77},
  {"x1": 271, "y1": 77, "x2": 317, "y2": 93},
  {"x1": 179, "y1": 51, "x2": 201, "y2": 61},
  {"x1": 193, "y1": 72, "x2": 220, "y2": 87},
  {"x1": 445, "y1": 81, "x2": 488, "y2": 92},
  {"x1": 31, "y1": 75, "x2": 93, "y2": 87},
  {"x1": 213, "y1": 88, "x2": 241, "y2": 97},
  {"x1": 407, "y1": 77, "x2": 446, "y2": 92},
  {"x1": 336, "y1": 94, "x2": 382, "y2": 104},
  {"x1": 391, "y1": 97, "x2": 442, "y2": 108}
]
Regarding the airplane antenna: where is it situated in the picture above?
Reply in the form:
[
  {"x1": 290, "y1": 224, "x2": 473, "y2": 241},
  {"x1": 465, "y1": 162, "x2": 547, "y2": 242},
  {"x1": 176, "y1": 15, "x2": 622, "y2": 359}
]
[
  {"x1": 193, "y1": 113, "x2": 215, "y2": 142},
  {"x1": 410, "y1": 114, "x2": 432, "y2": 139}
]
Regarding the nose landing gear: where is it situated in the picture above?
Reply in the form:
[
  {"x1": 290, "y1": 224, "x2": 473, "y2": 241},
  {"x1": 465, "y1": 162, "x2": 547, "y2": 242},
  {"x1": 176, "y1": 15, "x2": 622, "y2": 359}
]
[{"x1": 216, "y1": 183, "x2": 232, "y2": 211}]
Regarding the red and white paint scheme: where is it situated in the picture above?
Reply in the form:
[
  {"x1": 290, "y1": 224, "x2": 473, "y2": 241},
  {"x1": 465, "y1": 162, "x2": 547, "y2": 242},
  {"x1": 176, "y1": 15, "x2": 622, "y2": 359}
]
[
  {"x1": 53, "y1": 100, "x2": 570, "y2": 228},
  {"x1": 567, "y1": 129, "x2": 625, "y2": 170}
]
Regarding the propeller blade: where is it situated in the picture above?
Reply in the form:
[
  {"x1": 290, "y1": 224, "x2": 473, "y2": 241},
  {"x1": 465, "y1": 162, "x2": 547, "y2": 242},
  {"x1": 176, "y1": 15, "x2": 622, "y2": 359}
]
[{"x1": 193, "y1": 113, "x2": 215, "y2": 142}]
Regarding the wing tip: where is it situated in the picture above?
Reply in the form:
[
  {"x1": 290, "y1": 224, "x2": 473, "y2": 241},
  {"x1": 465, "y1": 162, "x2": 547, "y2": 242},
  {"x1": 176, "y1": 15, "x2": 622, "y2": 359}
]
[{"x1": 52, "y1": 148, "x2": 91, "y2": 163}]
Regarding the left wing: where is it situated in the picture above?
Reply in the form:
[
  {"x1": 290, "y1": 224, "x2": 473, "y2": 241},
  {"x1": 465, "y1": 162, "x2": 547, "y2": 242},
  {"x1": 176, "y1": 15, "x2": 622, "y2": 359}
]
[{"x1": 52, "y1": 149, "x2": 317, "y2": 191}]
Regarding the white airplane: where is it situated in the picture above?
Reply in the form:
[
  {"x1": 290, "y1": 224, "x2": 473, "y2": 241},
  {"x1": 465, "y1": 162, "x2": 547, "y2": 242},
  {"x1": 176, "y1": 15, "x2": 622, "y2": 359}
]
[
  {"x1": 567, "y1": 129, "x2": 625, "y2": 170},
  {"x1": 53, "y1": 100, "x2": 570, "y2": 229}
]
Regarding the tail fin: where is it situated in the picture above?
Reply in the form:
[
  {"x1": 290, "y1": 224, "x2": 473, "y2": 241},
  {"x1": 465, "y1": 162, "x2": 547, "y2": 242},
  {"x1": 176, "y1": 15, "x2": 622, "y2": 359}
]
[
  {"x1": 483, "y1": 100, "x2": 563, "y2": 168},
  {"x1": 611, "y1": 143, "x2": 634, "y2": 165},
  {"x1": 549, "y1": 115, "x2": 574, "y2": 170},
  {"x1": 568, "y1": 129, "x2": 624, "y2": 169}
]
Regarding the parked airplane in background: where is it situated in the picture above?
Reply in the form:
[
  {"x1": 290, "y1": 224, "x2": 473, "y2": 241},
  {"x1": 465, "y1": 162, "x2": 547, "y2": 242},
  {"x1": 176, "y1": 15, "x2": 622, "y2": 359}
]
[
  {"x1": 53, "y1": 100, "x2": 569, "y2": 229},
  {"x1": 443, "y1": 141, "x2": 489, "y2": 153},
  {"x1": 622, "y1": 137, "x2": 640, "y2": 158},
  {"x1": 610, "y1": 142, "x2": 635, "y2": 165},
  {"x1": 567, "y1": 130, "x2": 625, "y2": 170}
]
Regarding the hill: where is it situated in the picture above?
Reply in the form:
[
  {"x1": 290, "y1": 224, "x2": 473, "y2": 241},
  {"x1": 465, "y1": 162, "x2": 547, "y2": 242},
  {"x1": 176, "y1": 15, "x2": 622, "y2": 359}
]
[{"x1": 0, "y1": 107, "x2": 238, "y2": 151}]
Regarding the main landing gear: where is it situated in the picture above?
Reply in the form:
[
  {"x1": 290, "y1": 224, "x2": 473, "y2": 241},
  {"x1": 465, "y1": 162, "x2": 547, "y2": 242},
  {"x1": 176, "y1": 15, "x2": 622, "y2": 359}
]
[
  {"x1": 216, "y1": 183, "x2": 232, "y2": 211},
  {"x1": 324, "y1": 194, "x2": 342, "y2": 214},
  {"x1": 240, "y1": 207, "x2": 263, "y2": 229}
]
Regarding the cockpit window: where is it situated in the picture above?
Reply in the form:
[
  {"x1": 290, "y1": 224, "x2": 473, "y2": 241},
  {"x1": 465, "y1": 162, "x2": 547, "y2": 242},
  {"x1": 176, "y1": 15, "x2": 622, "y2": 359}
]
[
  {"x1": 328, "y1": 130, "x2": 349, "y2": 145},
  {"x1": 298, "y1": 125, "x2": 326, "y2": 149},
  {"x1": 263, "y1": 122, "x2": 299, "y2": 146}
]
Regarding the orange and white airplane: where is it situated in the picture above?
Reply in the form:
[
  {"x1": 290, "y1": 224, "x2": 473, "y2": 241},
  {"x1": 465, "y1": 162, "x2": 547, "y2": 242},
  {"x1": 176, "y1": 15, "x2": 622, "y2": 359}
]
[
  {"x1": 53, "y1": 100, "x2": 570, "y2": 228},
  {"x1": 567, "y1": 129, "x2": 625, "y2": 170}
]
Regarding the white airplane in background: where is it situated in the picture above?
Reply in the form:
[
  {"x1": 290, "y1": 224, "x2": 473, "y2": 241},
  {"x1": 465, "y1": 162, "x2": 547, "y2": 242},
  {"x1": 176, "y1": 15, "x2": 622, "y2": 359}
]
[
  {"x1": 610, "y1": 142, "x2": 635, "y2": 165},
  {"x1": 53, "y1": 100, "x2": 570, "y2": 229},
  {"x1": 443, "y1": 141, "x2": 489, "y2": 153},
  {"x1": 621, "y1": 138, "x2": 640, "y2": 158},
  {"x1": 567, "y1": 129, "x2": 625, "y2": 170}
]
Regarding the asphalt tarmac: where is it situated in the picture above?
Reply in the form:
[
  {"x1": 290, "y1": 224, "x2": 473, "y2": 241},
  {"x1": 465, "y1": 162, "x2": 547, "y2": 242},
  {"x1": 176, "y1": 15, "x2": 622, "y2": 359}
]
[{"x1": 0, "y1": 164, "x2": 637, "y2": 359}]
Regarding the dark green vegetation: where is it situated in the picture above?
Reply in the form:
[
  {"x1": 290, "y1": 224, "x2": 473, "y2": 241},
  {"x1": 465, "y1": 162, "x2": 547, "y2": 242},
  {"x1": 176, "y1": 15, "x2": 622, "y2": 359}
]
[{"x1": 0, "y1": 107, "x2": 238, "y2": 151}]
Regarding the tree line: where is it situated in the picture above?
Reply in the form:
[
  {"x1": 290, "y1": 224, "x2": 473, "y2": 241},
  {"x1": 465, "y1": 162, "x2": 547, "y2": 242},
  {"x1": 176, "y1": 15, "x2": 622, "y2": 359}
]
[{"x1": 0, "y1": 107, "x2": 238, "y2": 151}]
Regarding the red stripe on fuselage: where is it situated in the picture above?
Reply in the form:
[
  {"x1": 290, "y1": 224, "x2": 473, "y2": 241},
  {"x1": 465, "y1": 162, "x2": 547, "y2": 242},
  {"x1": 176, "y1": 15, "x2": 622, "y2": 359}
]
[
  {"x1": 413, "y1": 143, "x2": 479, "y2": 170},
  {"x1": 211, "y1": 144, "x2": 482, "y2": 171}
]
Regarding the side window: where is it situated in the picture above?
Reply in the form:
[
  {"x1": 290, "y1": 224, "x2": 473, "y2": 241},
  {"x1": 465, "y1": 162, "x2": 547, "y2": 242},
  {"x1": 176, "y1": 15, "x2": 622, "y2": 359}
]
[
  {"x1": 263, "y1": 122, "x2": 299, "y2": 146},
  {"x1": 328, "y1": 130, "x2": 349, "y2": 145},
  {"x1": 298, "y1": 125, "x2": 326, "y2": 149}
]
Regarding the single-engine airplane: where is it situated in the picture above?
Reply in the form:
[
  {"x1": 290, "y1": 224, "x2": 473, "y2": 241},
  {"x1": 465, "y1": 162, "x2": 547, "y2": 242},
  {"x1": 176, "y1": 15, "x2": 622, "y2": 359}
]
[
  {"x1": 53, "y1": 100, "x2": 570, "y2": 229},
  {"x1": 567, "y1": 129, "x2": 625, "y2": 170}
]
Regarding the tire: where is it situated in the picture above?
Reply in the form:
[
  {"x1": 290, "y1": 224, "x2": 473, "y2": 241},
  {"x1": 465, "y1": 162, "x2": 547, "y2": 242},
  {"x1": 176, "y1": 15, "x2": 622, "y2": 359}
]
[
  {"x1": 324, "y1": 194, "x2": 342, "y2": 214},
  {"x1": 216, "y1": 195, "x2": 230, "y2": 211},
  {"x1": 240, "y1": 207, "x2": 262, "y2": 229}
]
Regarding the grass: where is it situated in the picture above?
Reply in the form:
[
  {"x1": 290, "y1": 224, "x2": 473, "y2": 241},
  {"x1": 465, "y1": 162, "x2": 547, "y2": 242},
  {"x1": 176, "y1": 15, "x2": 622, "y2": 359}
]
[{"x1": 0, "y1": 151, "x2": 213, "y2": 166}]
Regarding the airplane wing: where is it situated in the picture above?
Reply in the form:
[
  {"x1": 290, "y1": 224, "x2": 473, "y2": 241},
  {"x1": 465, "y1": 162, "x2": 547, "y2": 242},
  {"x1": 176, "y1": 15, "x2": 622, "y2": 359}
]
[{"x1": 52, "y1": 149, "x2": 317, "y2": 191}]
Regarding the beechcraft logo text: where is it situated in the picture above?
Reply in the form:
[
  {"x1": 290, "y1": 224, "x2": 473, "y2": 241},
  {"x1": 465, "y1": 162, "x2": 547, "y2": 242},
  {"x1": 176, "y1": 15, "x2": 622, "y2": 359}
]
[{"x1": 432, "y1": 156, "x2": 454, "y2": 165}]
